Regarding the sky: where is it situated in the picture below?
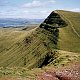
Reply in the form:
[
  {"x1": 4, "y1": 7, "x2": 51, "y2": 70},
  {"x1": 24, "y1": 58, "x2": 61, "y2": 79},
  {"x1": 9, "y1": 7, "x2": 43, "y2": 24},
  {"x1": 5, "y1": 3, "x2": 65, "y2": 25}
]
[{"x1": 0, "y1": 0, "x2": 80, "y2": 19}]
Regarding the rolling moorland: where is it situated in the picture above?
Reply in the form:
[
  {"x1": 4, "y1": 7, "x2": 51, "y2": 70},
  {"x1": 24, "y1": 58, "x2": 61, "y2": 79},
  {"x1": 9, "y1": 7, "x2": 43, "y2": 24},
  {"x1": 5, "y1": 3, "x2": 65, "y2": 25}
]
[
  {"x1": 0, "y1": 10, "x2": 80, "y2": 80},
  {"x1": 0, "y1": 18, "x2": 43, "y2": 27}
]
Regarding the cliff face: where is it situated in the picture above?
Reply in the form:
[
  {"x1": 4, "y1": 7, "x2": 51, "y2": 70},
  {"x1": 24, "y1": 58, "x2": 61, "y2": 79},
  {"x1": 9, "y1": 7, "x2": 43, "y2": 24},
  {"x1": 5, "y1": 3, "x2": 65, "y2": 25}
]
[{"x1": 40, "y1": 11, "x2": 67, "y2": 28}]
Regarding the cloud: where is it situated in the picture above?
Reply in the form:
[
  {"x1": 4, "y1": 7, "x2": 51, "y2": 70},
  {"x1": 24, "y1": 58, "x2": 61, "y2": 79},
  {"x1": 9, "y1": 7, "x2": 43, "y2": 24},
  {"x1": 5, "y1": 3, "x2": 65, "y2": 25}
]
[
  {"x1": 59, "y1": 8, "x2": 80, "y2": 12},
  {"x1": 0, "y1": 0, "x2": 56, "y2": 19},
  {"x1": 0, "y1": 9, "x2": 51, "y2": 19},
  {"x1": 70, "y1": 8, "x2": 80, "y2": 12},
  {"x1": 23, "y1": 1, "x2": 42, "y2": 8},
  {"x1": 49, "y1": 0, "x2": 56, "y2": 3},
  {"x1": 23, "y1": 0, "x2": 56, "y2": 8},
  {"x1": 0, "y1": 0, "x2": 9, "y2": 6}
]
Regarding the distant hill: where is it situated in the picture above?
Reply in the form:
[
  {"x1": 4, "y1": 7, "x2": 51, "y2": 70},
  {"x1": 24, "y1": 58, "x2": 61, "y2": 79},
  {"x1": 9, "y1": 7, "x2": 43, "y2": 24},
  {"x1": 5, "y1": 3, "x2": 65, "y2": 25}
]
[{"x1": 0, "y1": 18, "x2": 44, "y2": 27}]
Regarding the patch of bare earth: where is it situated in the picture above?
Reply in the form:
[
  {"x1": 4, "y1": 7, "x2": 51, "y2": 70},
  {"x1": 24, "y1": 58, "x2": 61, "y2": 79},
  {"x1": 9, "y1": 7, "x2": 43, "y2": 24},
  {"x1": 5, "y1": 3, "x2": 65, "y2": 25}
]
[{"x1": 36, "y1": 64, "x2": 80, "y2": 80}]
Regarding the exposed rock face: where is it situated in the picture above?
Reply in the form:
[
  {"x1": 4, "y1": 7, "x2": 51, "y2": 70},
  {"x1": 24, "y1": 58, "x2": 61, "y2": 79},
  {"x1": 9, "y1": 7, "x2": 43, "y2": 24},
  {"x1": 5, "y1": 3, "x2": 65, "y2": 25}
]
[
  {"x1": 36, "y1": 64, "x2": 80, "y2": 80},
  {"x1": 40, "y1": 11, "x2": 67, "y2": 30}
]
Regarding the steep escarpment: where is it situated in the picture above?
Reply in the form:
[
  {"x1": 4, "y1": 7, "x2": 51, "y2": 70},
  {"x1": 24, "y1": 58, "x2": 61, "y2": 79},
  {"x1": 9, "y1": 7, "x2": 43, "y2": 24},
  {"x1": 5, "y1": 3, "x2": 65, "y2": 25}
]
[
  {"x1": 40, "y1": 11, "x2": 67, "y2": 28},
  {"x1": 0, "y1": 11, "x2": 67, "y2": 68},
  {"x1": 39, "y1": 11, "x2": 67, "y2": 48}
]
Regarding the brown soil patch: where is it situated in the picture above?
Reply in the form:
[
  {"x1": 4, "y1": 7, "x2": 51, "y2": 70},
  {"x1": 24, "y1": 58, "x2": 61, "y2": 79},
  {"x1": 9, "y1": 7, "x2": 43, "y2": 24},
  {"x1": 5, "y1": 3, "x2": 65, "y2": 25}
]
[{"x1": 36, "y1": 64, "x2": 80, "y2": 80}]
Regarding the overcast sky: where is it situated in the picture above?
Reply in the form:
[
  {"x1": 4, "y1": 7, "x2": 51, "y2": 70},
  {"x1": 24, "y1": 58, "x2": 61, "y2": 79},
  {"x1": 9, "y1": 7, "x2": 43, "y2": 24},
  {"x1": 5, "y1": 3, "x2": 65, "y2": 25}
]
[{"x1": 0, "y1": 0, "x2": 80, "y2": 19}]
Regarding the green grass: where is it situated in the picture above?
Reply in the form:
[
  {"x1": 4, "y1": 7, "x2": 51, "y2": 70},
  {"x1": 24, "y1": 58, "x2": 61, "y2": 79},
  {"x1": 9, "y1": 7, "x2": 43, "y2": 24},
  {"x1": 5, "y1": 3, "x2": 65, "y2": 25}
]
[
  {"x1": 48, "y1": 50, "x2": 80, "y2": 67},
  {"x1": 0, "y1": 67, "x2": 44, "y2": 80},
  {"x1": 56, "y1": 10, "x2": 80, "y2": 53},
  {"x1": 0, "y1": 27, "x2": 56, "y2": 68},
  {"x1": 0, "y1": 50, "x2": 79, "y2": 80}
]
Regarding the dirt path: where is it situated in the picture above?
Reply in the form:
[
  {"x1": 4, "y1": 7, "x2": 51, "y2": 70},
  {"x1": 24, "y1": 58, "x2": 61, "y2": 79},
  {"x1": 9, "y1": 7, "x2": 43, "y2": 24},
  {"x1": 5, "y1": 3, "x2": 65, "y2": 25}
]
[
  {"x1": 62, "y1": 14, "x2": 80, "y2": 38},
  {"x1": 55, "y1": 11, "x2": 80, "y2": 39}
]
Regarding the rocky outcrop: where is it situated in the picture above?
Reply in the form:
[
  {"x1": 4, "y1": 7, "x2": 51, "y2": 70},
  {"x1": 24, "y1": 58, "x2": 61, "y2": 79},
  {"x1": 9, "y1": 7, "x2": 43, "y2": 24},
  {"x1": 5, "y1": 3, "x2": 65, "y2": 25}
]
[{"x1": 40, "y1": 11, "x2": 67, "y2": 30}]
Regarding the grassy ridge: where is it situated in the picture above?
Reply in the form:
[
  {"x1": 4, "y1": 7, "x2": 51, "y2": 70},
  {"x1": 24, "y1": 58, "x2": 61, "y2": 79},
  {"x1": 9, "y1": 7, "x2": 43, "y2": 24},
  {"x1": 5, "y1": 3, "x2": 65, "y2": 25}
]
[
  {"x1": 0, "y1": 10, "x2": 80, "y2": 69},
  {"x1": 0, "y1": 11, "x2": 66, "y2": 68},
  {"x1": 56, "y1": 10, "x2": 80, "y2": 53}
]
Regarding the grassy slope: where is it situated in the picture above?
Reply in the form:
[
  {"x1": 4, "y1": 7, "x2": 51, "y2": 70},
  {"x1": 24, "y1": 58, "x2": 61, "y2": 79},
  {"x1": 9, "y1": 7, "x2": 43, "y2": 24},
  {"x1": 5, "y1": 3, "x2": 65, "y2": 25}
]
[
  {"x1": 56, "y1": 10, "x2": 80, "y2": 53},
  {"x1": 0, "y1": 11, "x2": 66, "y2": 68},
  {"x1": 0, "y1": 27, "x2": 56, "y2": 68},
  {"x1": 0, "y1": 27, "x2": 58, "y2": 79}
]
